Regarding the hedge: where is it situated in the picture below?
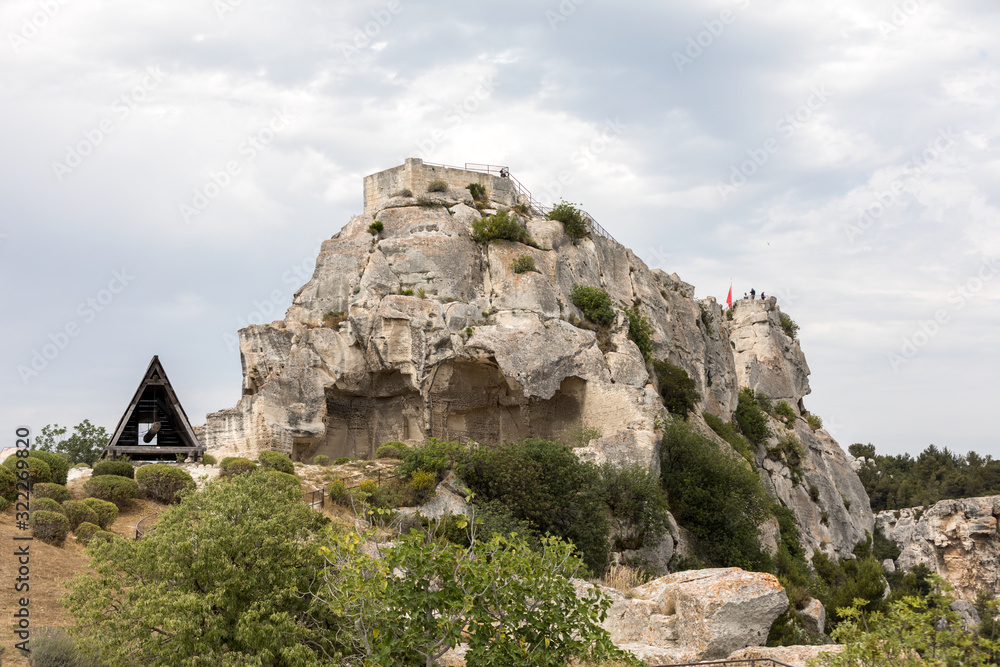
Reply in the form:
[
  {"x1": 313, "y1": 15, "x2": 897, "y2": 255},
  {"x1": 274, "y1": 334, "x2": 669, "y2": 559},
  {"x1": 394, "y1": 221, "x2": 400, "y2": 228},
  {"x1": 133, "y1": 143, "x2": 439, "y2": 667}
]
[
  {"x1": 0, "y1": 465, "x2": 17, "y2": 503},
  {"x1": 29, "y1": 451, "x2": 70, "y2": 485},
  {"x1": 30, "y1": 497, "x2": 65, "y2": 516},
  {"x1": 75, "y1": 521, "x2": 101, "y2": 545},
  {"x1": 135, "y1": 464, "x2": 196, "y2": 504},
  {"x1": 83, "y1": 475, "x2": 140, "y2": 508},
  {"x1": 3, "y1": 455, "x2": 52, "y2": 486},
  {"x1": 31, "y1": 510, "x2": 70, "y2": 546},
  {"x1": 63, "y1": 500, "x2": 100, "y2": 532},
  {"x1": 91, "y1": 460, "x2": 135, "y2": 479},
  {"x1": 82, "y1": 498, "x2": 118, "y2": 529},
  {"x1": 220, "y1": 457, "x2": 258, "y2": 479},
  {"x1": 258, "y1": 451, "x2": 294, "y2": 475},
  {"x1": 33, "y1": 482, "x2": 71, "y2": 503},
  {"x1": 263, "y1": 470, "x2": 301, "y2": 495}
]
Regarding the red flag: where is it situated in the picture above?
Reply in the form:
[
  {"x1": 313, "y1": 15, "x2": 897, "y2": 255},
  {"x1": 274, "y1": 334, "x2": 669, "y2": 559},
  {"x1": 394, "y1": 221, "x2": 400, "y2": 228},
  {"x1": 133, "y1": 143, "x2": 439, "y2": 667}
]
[{"x1": 726, "y1": 283, "x2": 733, "y2": 310}]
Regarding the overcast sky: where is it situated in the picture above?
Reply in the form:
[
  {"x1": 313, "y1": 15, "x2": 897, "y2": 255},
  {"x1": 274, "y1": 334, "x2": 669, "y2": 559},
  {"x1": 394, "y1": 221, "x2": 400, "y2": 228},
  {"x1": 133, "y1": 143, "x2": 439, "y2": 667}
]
[{"x1": 2, "y1": 0, "x2": 997, "y2": 458}]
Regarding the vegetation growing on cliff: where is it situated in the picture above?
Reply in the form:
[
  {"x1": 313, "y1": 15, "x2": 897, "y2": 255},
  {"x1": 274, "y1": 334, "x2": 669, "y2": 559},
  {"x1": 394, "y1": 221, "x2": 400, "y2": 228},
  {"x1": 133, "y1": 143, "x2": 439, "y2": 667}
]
[
  {"x1": 852, "y1": 442, "x2": 1000, "y2": 512},
  {"x1": 652, "y1": 360, "x2": 700, "y2": 419},
  {"x1": 547, "y1": 200, "x2": 588, "y2": 240},
  {"x1": 624, "y1": 302, "x2": 654, "y2": 362},
  {"x1": 570, "y1": 284, "x2": 616, "y2": 326},
  {"x1": 471, "y1": 209, "x2": 533, "y2": 245}
]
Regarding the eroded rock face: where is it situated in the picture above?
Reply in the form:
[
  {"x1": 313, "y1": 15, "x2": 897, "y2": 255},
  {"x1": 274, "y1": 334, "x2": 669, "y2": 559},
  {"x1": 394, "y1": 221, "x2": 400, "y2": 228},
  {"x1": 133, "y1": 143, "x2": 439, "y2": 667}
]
[
  {"x1": 877, "y1": 497, "x2": 1000, "y2": 601},
  {"x1": 201, "y1": 159, "x2": 873, "y2": 559},
  {"x1": 574, "y1": 568, "x2": 788, "y2": 663},
  {"x1": 727, "y1": 645, "x2": 845, "y2": 666}
]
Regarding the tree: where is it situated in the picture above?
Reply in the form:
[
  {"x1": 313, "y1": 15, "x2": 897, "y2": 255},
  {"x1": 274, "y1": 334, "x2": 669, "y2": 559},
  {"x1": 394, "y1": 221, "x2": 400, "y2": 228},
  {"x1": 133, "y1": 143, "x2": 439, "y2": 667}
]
[
  {"x1": 734, "y1": 387, "x2": 772, "y2": 446},
  {"x1": 319, "y1": 524, "x2": 637, "y2": 667},
  {"x1": 652, "y1": 359, "x2": 700, "y2": 419},
  {"x1": 64, "y1": 472, "x2": 341, "y2": 666},
  {"x1": 35, "y1": 419, "x2": 109, "y2": 465}
]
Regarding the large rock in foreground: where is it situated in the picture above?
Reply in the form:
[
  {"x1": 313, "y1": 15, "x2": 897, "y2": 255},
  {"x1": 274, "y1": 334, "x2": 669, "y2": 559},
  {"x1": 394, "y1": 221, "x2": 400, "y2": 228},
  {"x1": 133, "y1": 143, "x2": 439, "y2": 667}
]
[
  {"x1": 727, "y1": 645, "x2": 845, "y2": 666},
  {"x1": 878, "y1": 496, "x2": 1000, "y2": 602},
  {"x1": 575, "y1": 567, "x2": 788, "y2": 663}
]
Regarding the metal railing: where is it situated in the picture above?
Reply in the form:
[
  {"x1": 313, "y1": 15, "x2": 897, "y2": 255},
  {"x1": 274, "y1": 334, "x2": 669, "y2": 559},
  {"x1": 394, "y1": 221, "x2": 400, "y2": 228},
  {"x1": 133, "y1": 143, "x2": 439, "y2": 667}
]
[
  {"x1": 421, "y1": 161, "x2": 618, "y2": 244},
  {"x1": 650, "y1": 660, "x2": 796, "y2": 667},
  {"x1": 135, "y1": 512, "x2": 159, "y2": 539}
]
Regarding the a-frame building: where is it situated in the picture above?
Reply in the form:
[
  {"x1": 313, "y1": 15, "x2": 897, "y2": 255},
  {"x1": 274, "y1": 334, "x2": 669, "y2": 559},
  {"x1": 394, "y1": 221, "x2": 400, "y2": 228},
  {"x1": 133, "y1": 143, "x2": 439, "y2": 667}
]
[{"x1": 101, "y1": 356, "x2": 206, "y2": 461}]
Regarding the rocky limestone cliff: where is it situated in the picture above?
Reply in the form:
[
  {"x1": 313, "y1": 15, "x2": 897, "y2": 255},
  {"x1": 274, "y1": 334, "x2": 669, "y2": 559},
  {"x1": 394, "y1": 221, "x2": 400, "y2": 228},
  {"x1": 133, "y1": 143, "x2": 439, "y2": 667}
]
[
  {"x1": 878, "y1": 497, "x2": 1000, "y2": 601},
  {"x1": 201, "y1": 158, "x2": 873, "y2": 559}
]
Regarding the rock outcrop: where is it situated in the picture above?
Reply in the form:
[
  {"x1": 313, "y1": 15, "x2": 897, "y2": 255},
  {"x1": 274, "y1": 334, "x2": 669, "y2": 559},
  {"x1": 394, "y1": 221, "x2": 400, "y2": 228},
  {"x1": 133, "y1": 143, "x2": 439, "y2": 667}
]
[
  {"x1": 878, "y1": 497, "x2": 1000, "y2": 601},
  {"x1": 574, "y1": 568, "x2": 788, "y2": 664},
  {"x1": 726, "y1": 645, "x2": 845, "y2": 666},
  {"x1": 201, "y1": 158, "x2": 873, "y2": 559}
]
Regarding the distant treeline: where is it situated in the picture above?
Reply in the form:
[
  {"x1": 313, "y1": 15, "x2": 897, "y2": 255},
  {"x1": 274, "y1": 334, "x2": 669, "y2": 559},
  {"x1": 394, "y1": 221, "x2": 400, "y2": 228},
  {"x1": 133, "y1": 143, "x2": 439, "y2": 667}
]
[{"x1": 850, "y1": 443, "x2": 1000, "y2": 512}]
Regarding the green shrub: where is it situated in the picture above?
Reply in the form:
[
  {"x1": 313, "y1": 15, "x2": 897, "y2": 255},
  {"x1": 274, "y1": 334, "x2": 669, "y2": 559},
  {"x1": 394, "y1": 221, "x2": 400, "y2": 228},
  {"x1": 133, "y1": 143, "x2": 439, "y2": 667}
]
[
  {"x1": 219, "y1": 456, "x2": 258, "y2": 478},
  {"x1": 75, "y1": 521, "x2": 101, "y2": 545},
  {"x1": 774, "y1": 400, "x2": 797, "y2": 425},
  {"x1": 547, "y1": 200, "x2": 588, "y2": 240},
  {"x1": 83, "y1": 475, "x2": 140, "y2": 508},
  {"x1": 755, "y1": 391, "x2": 774, "y2": 414},
  {"x1": 400, "y1": 287, "x2": 414, "y2": 296},
  {"x1": 327, "y1": 478, "x2": 349, "y2": 506},
  {"x1": 779, "y1": 312, "x2": 799, "y2": 338},
  {"x1": 660, "y1": 418, "x2": 771, "y2": 571},
  {"x1": 734, "y1": 387, "x2": 772, "y2": 446},
  {"x1": 63, "y1": 500, "x2": 100, "y2": 532},
  {"x1": 30, "y1": 496, "x2": 65, "y2": 516},
  {"x1": 368, "y1": 220, "x2": 384, "y2": 235},
  {"x1": 698, "y1": 302, "x2": 715, "y2": 336},
  {"x1": 466, "y1": 182, "x2": 486, "y2": 201},
  {"x1": 25, "y1": 626, "x2": 93, "y2": 667},
  {"x1": 703, "y1": 412, "x2": 754, "y2": 462},
  {"x1": 625, "y1": 303, "x2": 654, "y2": 362},
  {"x1": 652, "y1": 359, "x2": 701, "y2": 419},
  {"x1": 0, "y1": 463, "x2": 17, "y2": 503},
  {"x1": 202, "y1": 454, "x2": 217, "y2": 465},
  {"x1": 399, "y1": 438, "x2": 468, "y2": 481},
  {"x1": 459, "y1": 438, "x2": 610, "y2": 573},
  {"x1": 258, "y1": 451, "x2": 295, "y2": 475},
  {"x1": 570, "y1": 284, "x2": 616, "y2": 326},
  {"x1": 408, "y1": 470, "x2": 437, "y2": 504},
  {"x1": 806, "y1": 413, "x2": 823, "y2": 430},
  {"x1": 470, "y1": 499, "x2": 540, "y2": 549},
  {"x1": 599, "y1": 462, "x2": 670, "y2": 551},
  {"x1": 313, "y1": 455, "x2": 330, "y2": 466},
  {"x1": 30, "y1": 450, "x2": 70, "y2": 485},
  {"x1": 136, "y1": 464, "x2": 197, "y2": 504},
  {"x1": 32, "y1": 482, "x2": 71, "y2": 503},
  {"x1": 333, "y1": 457, "x2": 351, "y2": 465},
  {"x1": 3, "y1": 454, "x2": 53, "y2": 485},
  {"x1": 82, "y1": 497, "x2": 118, "y2": 529},
  {"x1": 768, "y1": 435, "x2": 805, "y2": 485},
  {"x1": 0, "y1": 496, "x2": 9, "y2": 512},
  {"x1": 31, "y1": 510, "x2": 70, "y2": 546},
  {"x1": 427, "y1": 178, "x2": 448, "y2": 193},
  {"x1": 511, "y1": 254, "x2": 536, "y2": 274},
  {"x1": 322, "y1": 310, "x2": 347, "y2": 328},
  {"x1": 376, "y1": 441, "x2": 407, "y2": 459},
  {"x1": 92, "y1": 459, "x2": 135, "y2": 479},
  {"x1": 471, "y1": 209, "x2": 531, "y2": 244},
  {"x1": 264, "y1": 470, "x2": 301, "y2": 494}
]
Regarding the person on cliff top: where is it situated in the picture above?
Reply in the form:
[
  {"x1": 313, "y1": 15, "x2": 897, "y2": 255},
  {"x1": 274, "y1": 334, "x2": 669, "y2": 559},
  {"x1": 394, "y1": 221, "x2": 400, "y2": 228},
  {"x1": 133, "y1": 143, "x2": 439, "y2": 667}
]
[{"x1": 750, "y1": 288, "x2": 756, "y2": 300}]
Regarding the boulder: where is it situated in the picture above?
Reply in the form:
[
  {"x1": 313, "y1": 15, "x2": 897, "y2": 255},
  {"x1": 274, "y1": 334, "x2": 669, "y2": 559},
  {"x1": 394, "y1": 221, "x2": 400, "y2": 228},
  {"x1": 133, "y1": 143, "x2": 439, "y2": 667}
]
[
  {"x1": 727, "y1": 645, "x2": 845, "y2": 666},
  {"x1": 796, "y1": 597, "x2": 826, "y2": 635}
]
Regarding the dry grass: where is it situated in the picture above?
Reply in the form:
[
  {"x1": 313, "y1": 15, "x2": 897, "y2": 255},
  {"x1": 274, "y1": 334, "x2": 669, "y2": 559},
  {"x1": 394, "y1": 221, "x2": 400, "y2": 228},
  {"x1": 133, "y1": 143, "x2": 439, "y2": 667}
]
[{"x1": 595, "y1": 564, "x2": 649, "y2": 597}]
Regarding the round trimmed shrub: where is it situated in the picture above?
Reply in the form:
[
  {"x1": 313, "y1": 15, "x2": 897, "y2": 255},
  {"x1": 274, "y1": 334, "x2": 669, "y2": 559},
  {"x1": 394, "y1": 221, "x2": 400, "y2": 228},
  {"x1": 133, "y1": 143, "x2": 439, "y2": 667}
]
[
  {"x1": 83, "y1": 475, "x2": 140, "y2": 508},
  {"x1": 313, "y1": 455, "x2": 330, "y2": 466},
  {"x1": 29, "y1": 450, "x2": 70, "y2": 485},
  {"x1": 135, "y1": 464, "x2": 196, "y2": 504},
  {"x1": 258, "y1": 451, "x2": 294, "y2": 475},
  {"x1": 63, "y1": 500, "x2": 100, "y2": 532},
  {"x1": 376, "y1": 441, "x2": 407, "y2": 459},
  {"x1": 31, "y1": 510, "x2": 70, "y2": 546},
  {"x1": 75, "y1": 521, "x2": 101, "y2": 545},
  {"x1": 328, "y1": 478, "x2": 348, "y2": 506},
  {"x1": 263, "y1": 470, "x2": 301, "y2": 494},
  {"x1": 82, "y1": 498, "x2": 118, "y2": 529},
  {"x1": 33, "y1": 482, "x2": 71, "y2": 503},
  {"x1": 3, "y1": 455, "x2": 52, "y2": 486},
  {"x1": 0, "y1": 464, "x2": 17, "y2": 503},
  {"x1": 92, "y1": 459, "x2": 135, "y2": 479},
  {"x1": 30, "y1": 497, "x2": 65, "y2": 516},
  {"x1": 88, "y1": 529, "x2": 117, "y2": 546},
  {"x1": 202, "y1": 454, "x2": 217, "y2": 465},
  {"x1": 220, "y1": 456, "x2": 258, "y2": 479}
]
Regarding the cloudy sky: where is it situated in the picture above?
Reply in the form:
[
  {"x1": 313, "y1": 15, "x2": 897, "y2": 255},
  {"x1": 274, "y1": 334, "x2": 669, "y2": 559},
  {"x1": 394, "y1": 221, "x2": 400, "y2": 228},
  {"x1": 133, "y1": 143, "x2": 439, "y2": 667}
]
[{"x1": 2, "y1": 0, "x2": 997, "y2": 458}]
